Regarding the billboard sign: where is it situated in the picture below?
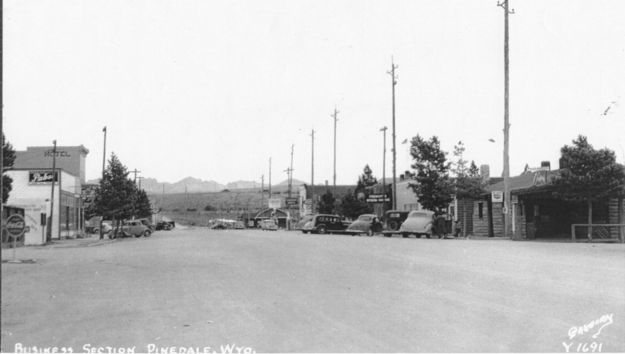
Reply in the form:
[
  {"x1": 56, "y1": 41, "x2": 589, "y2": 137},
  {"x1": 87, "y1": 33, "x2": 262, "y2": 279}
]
[
  {"x1": 366, "y1": 194, "x2": 390, "y2": 203},
  {"x1": 285, "y1": 197, "x2": 298, "y2": 207},
  {"x1": 491, "y1": 191, "x2": 504, "y2": 203},
  {"x1": 29, "y1": 171, "x2": 59, "y2": 184},
  {"x1": 268, "y1": 198, "x2": 282, "y2": 209}
]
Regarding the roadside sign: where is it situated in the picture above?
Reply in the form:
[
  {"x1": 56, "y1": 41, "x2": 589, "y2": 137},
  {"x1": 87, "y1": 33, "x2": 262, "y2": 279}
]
[
  {"x1": 366, "y1": 194, "x2": 390, "y2": 203},
  {"x1": 491, "y1": 191, "x2": 504, "y2": 203},
  {"x1": 5, "y1": 214, "x2": 27, "y2": 238},
  {"x1": 268, "y1": 198, "x2": 282, "y2": 209},
  {"x1": 285, "y1": 197, "x2": 298, "y2": 207},
  {"x1": 5, "y1": 214, "x2": 26, "y2": 263}
]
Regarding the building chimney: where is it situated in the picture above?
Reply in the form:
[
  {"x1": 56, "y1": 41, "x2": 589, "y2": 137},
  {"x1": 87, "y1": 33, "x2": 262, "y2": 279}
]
[{"x1": 541, "y1": 161, "x2": 551, "y2": 170}]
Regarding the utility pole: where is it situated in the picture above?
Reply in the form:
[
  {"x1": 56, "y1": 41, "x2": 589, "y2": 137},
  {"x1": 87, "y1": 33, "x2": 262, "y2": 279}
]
[
  {"x1": 285, "y1": 144, "x2": 294, "y2": 198},
  {"x1": 332, "y1": 107, "x2": 339, "y2": 195},
  {"x1": 380, "y1": 126, "x2": 388, "y2": 214},
  {"x1": 311, "y1": 129, "x2": 315, "y2": 214},
  {"x1": 99, "y1": 126, "x2": 107, "y2": 240},
  {"x1": 499, "y1": 0, "x2": 514, "y2": 238},
  {"x1": 47, "y1": 140, "x2": 57, "y2": 242},
  {"x1": 137, "y1": 176, "x2": 143, "y2": 189},
  {"x1": 268, "y1": 157, "x2": 272, "y2": 197},
  {"x1": 387, "y1": 58, "x2": 399, "y2": 210},
  {"x1": 131, "y1": 169, "x2": 141, "y2": 184},
  {"x1": 102, "y1": 127, "x2": 107, "y2": 180}
]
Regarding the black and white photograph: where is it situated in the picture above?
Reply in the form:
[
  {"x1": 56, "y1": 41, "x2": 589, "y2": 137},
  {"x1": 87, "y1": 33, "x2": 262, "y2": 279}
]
[{"x1": 1, "y1": 1, "x2": 625, "y2": 353}]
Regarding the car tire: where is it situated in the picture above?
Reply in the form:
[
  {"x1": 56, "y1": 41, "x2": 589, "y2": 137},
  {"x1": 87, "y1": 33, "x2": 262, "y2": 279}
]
[
  {"x1": 134, "y1": 232, "x2": 143, "y2": 238},
  {"x1": 388, "y1": 220, "x2": 399, "y2": 231},
  {"x1": 401, "y1": 233, "x2": 409, "y2": 238},
  {"x1": 144, "y1": 230, "x2": 152, "y2": 237},
  {"x1": 317, "y1": 225, "x2": 327, "y2": 234},
  {"x1": 415, "y1": 234, "x2": 422, "y2": 238},
  {"x1": 383, "y1": 233, "x2": 392, "y2": 237},
  {"x1": 367, "y1": 229, "x2": 374, "y2": 236}
]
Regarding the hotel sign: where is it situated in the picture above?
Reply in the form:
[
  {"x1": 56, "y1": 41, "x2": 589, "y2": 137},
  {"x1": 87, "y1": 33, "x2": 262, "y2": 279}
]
[{"x1": 29, "y1": 171, "x2": 59, "y2": 184}]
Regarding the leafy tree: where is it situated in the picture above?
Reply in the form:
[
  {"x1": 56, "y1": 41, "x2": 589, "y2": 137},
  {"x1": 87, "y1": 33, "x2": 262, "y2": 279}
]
[
  {"x1": 90, "y1": 153, "x2": 138, "y2": 238},
  {"x1": 134, "y1": 189, "x2": 153, "y2": 218},
  {"x1": 337, "y1": 190, "x2": 372, "y2": 219},
  {"x1": 553, "y1": 135, "x2": 625, "y2": 236},
  {"x1": 2, "y1": 134, "x2": 16, "y2": 204},
  {"x1": 408, "y1": 135, "x2": 454, "y2": 214},
  {"x1": 451, "y1": 141, "x2": 485, "y2": 236},
  {"x1": 318, "y1": 190, "x2": 336, "y2": 214},
  {"x1": 355, "y1": 164, "x2": 378, "y2": 202},
  {"x1": 451, "y1": 141, "x2": 485, "y2": 200}
]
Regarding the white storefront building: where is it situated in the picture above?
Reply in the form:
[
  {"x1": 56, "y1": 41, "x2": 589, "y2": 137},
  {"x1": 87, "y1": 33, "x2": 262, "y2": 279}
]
[{"x1": 5, "y1": 145, "x2": 88, "y2": 245}]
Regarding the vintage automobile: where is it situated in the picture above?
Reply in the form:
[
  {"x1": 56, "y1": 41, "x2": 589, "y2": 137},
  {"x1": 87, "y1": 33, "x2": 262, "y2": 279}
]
[
  {"x1": 259, "y1": 219, "x2": 278, "y2": 231},
  {"x1": 301, "y1": 214, "x2": 349, "y2": 234},
  {"x1": 383, "y1": 210, "x2": 410, "y2": 231},
  {"x1": 397, "y1": 210, "x2": 435, "y2": 238},
  {"x1": 346, "y1": 214, "x2": 383, "y2": 236},
  {"x1": 109, "y1": 219, "x2": 152, "y2": 239},
  {"x1": 293, "y1": 215, "x2": 314, "y2": 231},
  {"x1": 155, "y1": 220, "x2": 175, "y2": 230}
]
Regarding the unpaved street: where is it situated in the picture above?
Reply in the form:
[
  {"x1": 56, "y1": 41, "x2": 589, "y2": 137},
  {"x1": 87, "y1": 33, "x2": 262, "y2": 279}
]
[{"x1": 2, "y1": 229, "x2": 624, "y2": 353}]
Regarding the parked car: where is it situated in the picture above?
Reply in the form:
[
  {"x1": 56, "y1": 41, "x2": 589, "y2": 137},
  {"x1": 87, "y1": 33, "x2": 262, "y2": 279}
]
[
  {"x1": 301, "y1": 214, "x2": 349, "y2": 234},
  {"x1": 294, "y1": 215, "x2": 314, "y2": 231},
  {"x1": 259, "y1": 219, "x2": 278, "y2": 231},
  {"x1": 383, "y1": 210, "x2": 410, "y2": 231},
  {"x1": 111, "y1": 219, "x2": 152, "y2": 238},
  {"x1": 397, "y1": 210, "x2": 435, "y2": 238},
  {"x1": 156, "y1": 220, "x2": 175, "y2": 230},
  {"x1": 346, "y1": 214, "x2": 383, "y2": 236}
]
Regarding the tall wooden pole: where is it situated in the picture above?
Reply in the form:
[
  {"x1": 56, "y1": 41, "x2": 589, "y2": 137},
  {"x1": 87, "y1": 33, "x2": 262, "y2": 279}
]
[
  {"x1": 387, "y1": 59, "x2": 399, "y2": 210},
  {"x1": 47, "y1": 140, "x2": 57, "y2": 242},
  {"x1": 380, "y1": 126, "x2": 388, "y2": 214},
  {"x1": 268, "y1": 157, "x2": 272, "y2": 197},
  {"x1": 500, "y1": 0, "x2": 512, "y2": 238}
]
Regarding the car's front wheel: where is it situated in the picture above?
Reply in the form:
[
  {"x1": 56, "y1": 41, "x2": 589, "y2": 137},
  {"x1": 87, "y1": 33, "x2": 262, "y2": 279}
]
[
  {"x1": 317, "y1": 225, "x2": 327, "y2": 234},
  {"x1": 144, "y1": 230, "x2": 152, "y2": 237}
]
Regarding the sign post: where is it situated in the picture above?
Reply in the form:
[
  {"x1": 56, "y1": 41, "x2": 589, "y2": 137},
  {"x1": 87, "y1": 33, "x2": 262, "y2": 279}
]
[{"x1": 5, "y1": 214, "x2": 27, "y2": 263}]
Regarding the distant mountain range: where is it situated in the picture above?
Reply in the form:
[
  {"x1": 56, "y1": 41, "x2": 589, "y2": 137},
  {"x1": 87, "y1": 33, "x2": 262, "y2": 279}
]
[{"x1": 87, "y1": 176, "x2": 306, "y2": 194}]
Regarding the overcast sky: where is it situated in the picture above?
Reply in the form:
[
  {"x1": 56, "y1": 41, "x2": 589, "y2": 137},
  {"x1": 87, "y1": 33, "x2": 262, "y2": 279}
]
[{"x1": 4, "y1": 0, "x2": 625, "y2": 185}]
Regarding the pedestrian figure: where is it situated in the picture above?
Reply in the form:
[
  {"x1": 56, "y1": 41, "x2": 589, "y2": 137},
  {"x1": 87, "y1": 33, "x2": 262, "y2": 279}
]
[
  {"x1": 435, "y1": 214, "x2": 447, "y2": 239},
  {"x1": 370, "y1": 216, "x2": 382, "y2": 235}
]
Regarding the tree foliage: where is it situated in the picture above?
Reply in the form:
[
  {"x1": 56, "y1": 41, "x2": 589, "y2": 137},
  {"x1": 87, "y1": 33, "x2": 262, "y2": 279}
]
[
  {"x1": 89, "y1": 153, "x2": 153, "y2": 222},
  {"x1": 337, "y1": 190, "x2": 372, "y2": 219},
  {"x1": 2, "y1": 134, "x2": 16, "y2": 204},
  {"x1": 318, "y1": 190, "x2": 336, "y2": 214},
  {"x1": 408, "y1": 135, "x2": 454, "y2": 214},
  {"x1": 355, "y1": 164, "x2": 377, "y2": 202},
  {"x1": 134, "y1": 189, "x2": 153, "y2": 218},
  {"x1": 554, "y1": 135, "x2": 625, "y2": 200},
  {"x1": 451, "y1": 141, "x2": 485, "y2": 200},
  {"x1": 553, "y1": 136, "x2": 625, "y2": 234}
]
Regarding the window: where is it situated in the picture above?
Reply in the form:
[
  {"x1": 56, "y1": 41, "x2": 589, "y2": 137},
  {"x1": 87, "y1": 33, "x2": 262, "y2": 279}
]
[{"x1": 478, "y1": 202, "x2": 484, "y2": 219}]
